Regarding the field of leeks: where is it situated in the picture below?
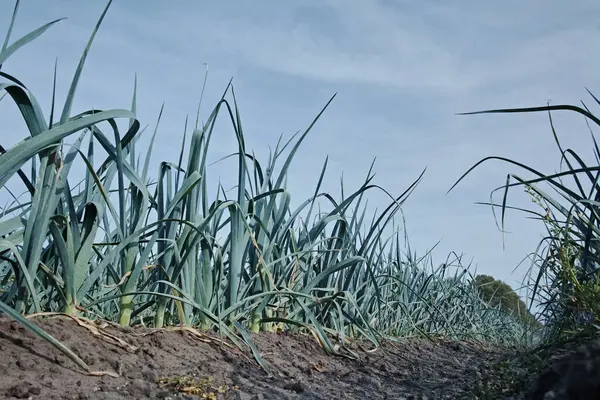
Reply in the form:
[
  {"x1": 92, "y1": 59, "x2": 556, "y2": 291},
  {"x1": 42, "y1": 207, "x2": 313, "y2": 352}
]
[{"x1": 0, "y1": 0, "x2": 537, "y2": 377}]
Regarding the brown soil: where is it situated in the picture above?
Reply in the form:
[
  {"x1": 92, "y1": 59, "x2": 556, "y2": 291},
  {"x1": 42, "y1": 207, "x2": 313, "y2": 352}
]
[{"x1": 0, "y1": 314, "x2": 531, "y2": 399}]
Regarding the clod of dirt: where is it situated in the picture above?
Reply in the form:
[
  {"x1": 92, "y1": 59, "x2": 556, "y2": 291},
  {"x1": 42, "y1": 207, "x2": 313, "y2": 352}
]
[{"x1": 526, "y1": 338, "x2": 600, "y2": 399}]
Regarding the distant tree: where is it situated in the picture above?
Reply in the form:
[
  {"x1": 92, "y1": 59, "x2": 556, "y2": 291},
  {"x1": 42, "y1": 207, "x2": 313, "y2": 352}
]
[{"x1": 473, "y1": 274, "x2": 541, "y2": 328}]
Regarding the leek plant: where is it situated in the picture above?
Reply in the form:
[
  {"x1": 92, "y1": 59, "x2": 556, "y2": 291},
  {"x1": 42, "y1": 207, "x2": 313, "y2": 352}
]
[{"x1": 450, "y1": 93, "x2": 600, "y2": 345}]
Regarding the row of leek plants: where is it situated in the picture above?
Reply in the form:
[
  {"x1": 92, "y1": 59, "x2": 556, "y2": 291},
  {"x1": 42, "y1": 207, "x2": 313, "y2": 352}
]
[{"x1": 0, "y1": 0, "x2": 529, "y2": 374}]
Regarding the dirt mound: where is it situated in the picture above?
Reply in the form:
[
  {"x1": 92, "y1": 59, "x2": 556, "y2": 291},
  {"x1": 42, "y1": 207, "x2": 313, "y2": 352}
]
[{"x1": 0, "y1": 315, "x2": 527, "y2": 399}]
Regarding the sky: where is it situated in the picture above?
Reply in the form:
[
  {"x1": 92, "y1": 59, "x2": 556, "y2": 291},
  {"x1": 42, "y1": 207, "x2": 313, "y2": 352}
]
[{"x1": 1, "y1": 0, "x2": 599, "y2": 303}]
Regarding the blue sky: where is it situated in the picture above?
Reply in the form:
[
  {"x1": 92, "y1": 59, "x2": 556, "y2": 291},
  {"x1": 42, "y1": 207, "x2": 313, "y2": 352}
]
[{"x1": 1, "y1": 0, "x2": 599, "y2": 299}]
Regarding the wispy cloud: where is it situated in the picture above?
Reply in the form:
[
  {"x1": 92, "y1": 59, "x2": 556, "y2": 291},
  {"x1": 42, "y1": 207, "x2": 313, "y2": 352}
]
[{"x1": 109, "y1": 0, "x2": 600, "y2": 96}]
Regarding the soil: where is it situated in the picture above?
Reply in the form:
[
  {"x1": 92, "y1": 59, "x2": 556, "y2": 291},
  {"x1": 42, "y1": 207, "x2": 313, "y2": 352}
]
[{"x1": 0, "y1": 314, "x2": 533, "y2": 400}]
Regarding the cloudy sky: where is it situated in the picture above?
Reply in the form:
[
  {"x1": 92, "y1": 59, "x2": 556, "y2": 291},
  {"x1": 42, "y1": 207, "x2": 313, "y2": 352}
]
[{"x1": 1, "y1": 0, "x2": 599, "y2": 300}]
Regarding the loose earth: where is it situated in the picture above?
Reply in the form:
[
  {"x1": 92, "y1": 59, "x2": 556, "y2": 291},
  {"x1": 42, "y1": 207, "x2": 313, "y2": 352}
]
[{"x1": 0, "y1": 315, "x2": 531, "y2": 399}]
